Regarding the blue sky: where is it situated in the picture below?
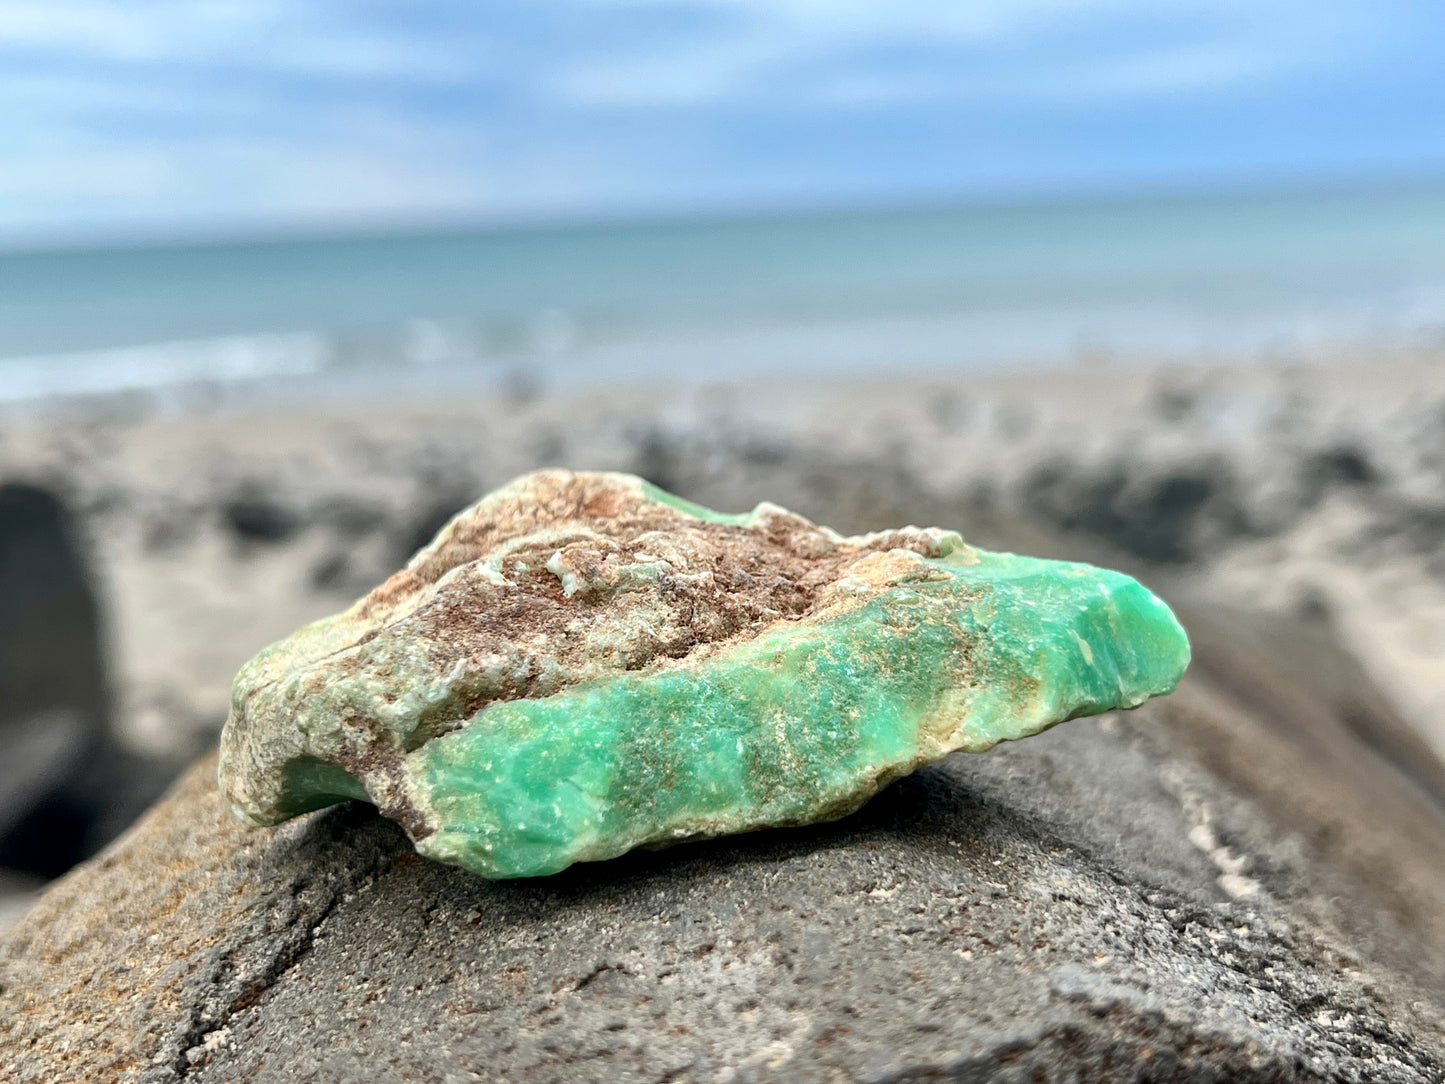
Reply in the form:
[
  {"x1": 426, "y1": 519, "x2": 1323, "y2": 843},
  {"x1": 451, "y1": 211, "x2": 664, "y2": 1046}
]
[{"x1": 1, "y1": 0, "x2": 1442, "y2": 244}]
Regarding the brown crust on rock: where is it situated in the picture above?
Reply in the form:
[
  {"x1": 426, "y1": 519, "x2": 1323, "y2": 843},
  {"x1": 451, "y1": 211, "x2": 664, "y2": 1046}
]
[
  {"x1": 359, "y1": 472, "x2": 957, "y2": 729},
  {"x1": 221, "y1": 471, "x2": 965, "y2": 829}
]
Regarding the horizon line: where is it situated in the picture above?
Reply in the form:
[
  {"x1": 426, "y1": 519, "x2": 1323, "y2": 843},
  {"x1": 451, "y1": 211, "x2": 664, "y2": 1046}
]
[{"x1": 3, "y1": 163, "x2": 1444, "y2": 260}]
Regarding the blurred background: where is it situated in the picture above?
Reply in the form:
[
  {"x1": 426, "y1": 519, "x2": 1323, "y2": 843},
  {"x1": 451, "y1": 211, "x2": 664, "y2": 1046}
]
[{"x1": 3, "y1": 2, "x2": 1445, "y2": 926}]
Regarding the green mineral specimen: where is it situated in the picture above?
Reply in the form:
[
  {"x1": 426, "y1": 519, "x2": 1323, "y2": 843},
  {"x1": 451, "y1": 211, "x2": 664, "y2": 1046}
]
[{"x1": 219, "y1": 470, "x2": 1189, "y2": 878}]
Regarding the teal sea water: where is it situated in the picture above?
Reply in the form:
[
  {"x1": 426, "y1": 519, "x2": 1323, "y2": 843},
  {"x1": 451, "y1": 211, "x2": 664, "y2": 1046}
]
[{"x1": 2, "y1": 178, "x2": 1443, "y2": 402}]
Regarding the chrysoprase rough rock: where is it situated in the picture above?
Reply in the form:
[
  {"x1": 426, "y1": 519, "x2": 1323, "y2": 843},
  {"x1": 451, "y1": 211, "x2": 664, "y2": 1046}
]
[{"x1": 219, "y1": 470, "x2": 1189, "y2": 878}]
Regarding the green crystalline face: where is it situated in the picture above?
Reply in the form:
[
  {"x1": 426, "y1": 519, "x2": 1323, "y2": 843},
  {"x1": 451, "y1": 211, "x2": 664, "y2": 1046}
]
[
  {"x1": 410, "y1": 552, "x2": 1185, "y2": 878},
  {"x1": 219, "y1": 471, "x2": 1190, "y2": 880}
]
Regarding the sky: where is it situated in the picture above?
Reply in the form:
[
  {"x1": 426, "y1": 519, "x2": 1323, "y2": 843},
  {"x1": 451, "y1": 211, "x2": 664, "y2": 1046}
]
[{"x1": 1, "y1": 0, "x2": 1443, "y2": 246}]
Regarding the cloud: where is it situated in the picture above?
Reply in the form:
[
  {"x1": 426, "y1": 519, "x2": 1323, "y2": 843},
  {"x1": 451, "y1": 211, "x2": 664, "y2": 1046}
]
[
  {"x1": 548, "y1": 0, "x2": 1379, "y2": 109},
  {"x1": 0, "y1": 1, "x2": 487, "y2": 80},
  {"x1": 571, "y1": 0, "x2": 1098, "y2": 39},
  {"x1": 0, "y1": 0, "x2": 1437, "y2": 243}
]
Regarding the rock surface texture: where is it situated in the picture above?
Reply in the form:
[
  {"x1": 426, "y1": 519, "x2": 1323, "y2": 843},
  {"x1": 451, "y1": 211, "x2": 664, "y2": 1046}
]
[
  {"x1": 6, "y1": 464, "x2": 1445, "y2": 1081},
  {"x1": 7, "y1": 660, "x2": 1445, "y2": 1084},
  {"x1": 220, "y1": 470, "x2": 1188, "y2": 879}
]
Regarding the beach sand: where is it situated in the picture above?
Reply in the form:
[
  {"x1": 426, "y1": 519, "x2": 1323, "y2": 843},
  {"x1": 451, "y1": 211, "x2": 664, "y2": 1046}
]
[{"x1": 1, "y1": 351, "x2": 1444, "y2": 925}]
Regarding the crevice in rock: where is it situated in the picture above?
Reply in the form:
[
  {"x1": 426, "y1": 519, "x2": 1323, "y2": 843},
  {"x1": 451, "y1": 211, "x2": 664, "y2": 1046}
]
[
  {"x1": 167, "y1": 873, "x2": 347, "y2": 1080},
  {"x1": 161, "y1": 810, "x2": 390, "y2": 1081}
]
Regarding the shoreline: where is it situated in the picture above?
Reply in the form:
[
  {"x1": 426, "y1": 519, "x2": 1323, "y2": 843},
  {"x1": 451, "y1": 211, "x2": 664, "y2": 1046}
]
[{"x1": 4, "y1": 321, "x2": 1445, "y2": 421}]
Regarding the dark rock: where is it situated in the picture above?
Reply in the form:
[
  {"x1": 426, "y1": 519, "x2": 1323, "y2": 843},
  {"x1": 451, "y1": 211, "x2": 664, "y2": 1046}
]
[
  {"x1": 5, "y1": 585, "x2": 1445, "y2": 1082},
  {"x1": 222, "y1": 487, "x2": 301, "y2": 544},
  {"x1": 1151, "y1": 382, "x2": 1198, "y2": 424},
  {"x1": 1022, "y1": 460, "x2": 1249, "y2": 566},
  {"x1": 0, "y1": 712, "x2": 92, "y2": 866},
  {"x1": 0, "y1": 483, "x2": 126, "y2": 878},
  {"x1": 630, "y1": 425, "x2": 681, "y2": 495},
  {"x1": 0, "y1": 484, "x2": 107, "y2": 730},
  {"x1": 1304, "y1": 445, "x2": 1377, "y2": 489},
  {"x1": 397, "y1": 492, "x2": 478, "y2": 565}
]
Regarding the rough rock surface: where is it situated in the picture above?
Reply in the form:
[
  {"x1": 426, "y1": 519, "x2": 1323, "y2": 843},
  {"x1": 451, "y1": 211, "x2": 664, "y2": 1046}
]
[
  {"x1": 5, "y1": 585, "x2": 1445, "y2": 1081},
  {"x1": 6, "y1": 380, "x2": 1445, "y2": 1080},
  {"x1": 221, "y1": 470, "x2": 1187, "y2": 880}
]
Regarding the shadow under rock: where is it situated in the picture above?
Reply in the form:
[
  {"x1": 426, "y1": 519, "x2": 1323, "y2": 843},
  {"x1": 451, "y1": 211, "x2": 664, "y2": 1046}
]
[
  {"x1": 272, "y1": 714, "x2": 1221, "y2": 940},
  {"x1": 276, "y1": 762, "x2": 1011, "y2": 914}
]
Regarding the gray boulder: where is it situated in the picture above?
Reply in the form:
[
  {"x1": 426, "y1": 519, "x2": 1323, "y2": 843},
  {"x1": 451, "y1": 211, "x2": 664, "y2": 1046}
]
[
  {"x1": 0, "y1": 482, "x2": 110, "y2": 877},
  {"x1": 0, "y1": 481, "x2": 177, "y2": 880},
  {"x1": 4, "y1": 585, "x2": 1445, "y2": 1082}
]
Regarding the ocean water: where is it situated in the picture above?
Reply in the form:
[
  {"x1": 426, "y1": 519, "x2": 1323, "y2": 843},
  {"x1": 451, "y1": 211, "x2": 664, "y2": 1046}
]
[{"x1": 2, "y1": 178, "x2": 1444, "y2": 403}]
